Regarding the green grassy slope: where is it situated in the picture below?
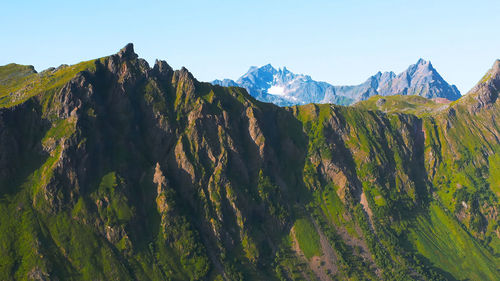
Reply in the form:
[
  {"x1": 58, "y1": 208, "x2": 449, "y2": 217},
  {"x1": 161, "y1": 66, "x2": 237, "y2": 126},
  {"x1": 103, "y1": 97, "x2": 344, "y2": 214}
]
[
  {"x1": 0, "y1": 60, "x2": 97, "y2": 108},
  {"x1": 355, "y1": 94, "x2": 451, "y2": 117},
  {"x1": 409, "y1": 203, "x2": 498, "y2": 281}
]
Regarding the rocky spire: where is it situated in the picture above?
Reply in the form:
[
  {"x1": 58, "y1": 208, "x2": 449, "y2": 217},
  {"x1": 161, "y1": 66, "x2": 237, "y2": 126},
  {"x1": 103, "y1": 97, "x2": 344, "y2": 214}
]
[{"x1": 118, "y1": 43, "x2": 138, "y2": 60}]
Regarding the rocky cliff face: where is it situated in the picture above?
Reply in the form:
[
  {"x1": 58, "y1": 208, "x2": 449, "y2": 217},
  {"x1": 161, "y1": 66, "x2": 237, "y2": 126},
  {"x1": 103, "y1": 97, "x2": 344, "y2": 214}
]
[
  {"x1": 212, "y1": 59, "x2": 461, "y2": 106},
  {"x1": 0, "y1": 45, "x2": 498, "y2": 281}
]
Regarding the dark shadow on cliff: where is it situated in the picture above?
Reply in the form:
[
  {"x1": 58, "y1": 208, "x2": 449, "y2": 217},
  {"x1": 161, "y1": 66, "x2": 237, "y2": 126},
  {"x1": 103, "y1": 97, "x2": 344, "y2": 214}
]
[{"x1": 0, "y1": 99, "x2": 50, "y2": 198}]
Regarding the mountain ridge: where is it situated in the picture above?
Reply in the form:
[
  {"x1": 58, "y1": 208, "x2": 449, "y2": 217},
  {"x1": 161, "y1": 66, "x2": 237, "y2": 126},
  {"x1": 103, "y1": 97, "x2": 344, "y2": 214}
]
[
  {"x1": 0, "y1": 44, "x2": 499, "y2": 281},
  {"x1": 212, "y1": 59, "x2": 461, "y2": 106}
]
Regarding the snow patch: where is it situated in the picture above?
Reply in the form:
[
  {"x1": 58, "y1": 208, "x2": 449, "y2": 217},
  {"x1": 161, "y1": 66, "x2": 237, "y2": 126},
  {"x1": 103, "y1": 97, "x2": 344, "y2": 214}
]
[{"x1": 268, "y1": 85, "x2": 285, "y2": 96}]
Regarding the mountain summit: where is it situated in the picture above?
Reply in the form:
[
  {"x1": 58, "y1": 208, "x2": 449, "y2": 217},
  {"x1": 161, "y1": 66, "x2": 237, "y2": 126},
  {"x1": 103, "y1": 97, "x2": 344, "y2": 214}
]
[
  {"x1": 212, "y1": 59, "x2": 461, "y2": 106},
  {"x1": 372, "y1": 59, "x2": 461, "y2": 100}
]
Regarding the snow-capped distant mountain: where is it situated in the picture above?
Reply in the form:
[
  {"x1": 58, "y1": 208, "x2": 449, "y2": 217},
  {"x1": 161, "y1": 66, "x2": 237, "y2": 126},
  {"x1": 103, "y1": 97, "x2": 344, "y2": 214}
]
[
  {"x1": 213, "y1": 64, "x2": 342, "y2": 106},
  {"x1": 211, "y1": 59, "x2": 461, "y2": 106}
]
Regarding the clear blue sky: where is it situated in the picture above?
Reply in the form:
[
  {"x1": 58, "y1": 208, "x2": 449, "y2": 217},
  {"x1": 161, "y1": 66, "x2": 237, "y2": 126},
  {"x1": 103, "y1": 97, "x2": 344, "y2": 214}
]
[{"x1": 2, "y1": 0, "x2": 500, "y2": 93}]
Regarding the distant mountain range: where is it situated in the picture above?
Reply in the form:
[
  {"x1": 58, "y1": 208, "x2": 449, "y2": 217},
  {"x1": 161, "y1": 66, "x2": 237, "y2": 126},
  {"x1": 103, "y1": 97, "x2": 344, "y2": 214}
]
[{"x1": 212, "y1": 59, "x2": 461, "y2": 106}]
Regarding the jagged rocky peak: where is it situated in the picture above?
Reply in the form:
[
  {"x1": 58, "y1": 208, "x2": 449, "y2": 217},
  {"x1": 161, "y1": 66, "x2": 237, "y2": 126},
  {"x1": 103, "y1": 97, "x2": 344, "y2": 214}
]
[
  {"x1": 153, "y1": 59, "x2": 173, "y2": 77},
  {"x1": 177, "y1": 66, "x2": 196, "y2": 81},
  {"x1": 240, "y1": 63, "x2": 277, "y2": 81},
  {"x1": 245, "y1": 63, "x2": 278, "y2": 76},
  {"x1": 118, "y1": 43, "x2": 138, "y2": 60},
  {"x1": 104, "y1": 43, "x2": 144, "y2": 75},
  {"x1": 412, "y1": 58, "x2": 437, "y2": 74},
  {"x1": 103, "y1": 43, "x2": 182, "y2": 83},
  {"x1": 261, "y1": 63, "x2": 275, "y2": 71},
  {"x1": 405, "y1": 58, "x2": 433, "y2": 76},
  {"x1": 356, "y1": 58, "x2": 461, "y2": 101},
  {"x1": 416, "y1": 58, "x2": 432, "y2": 67}
]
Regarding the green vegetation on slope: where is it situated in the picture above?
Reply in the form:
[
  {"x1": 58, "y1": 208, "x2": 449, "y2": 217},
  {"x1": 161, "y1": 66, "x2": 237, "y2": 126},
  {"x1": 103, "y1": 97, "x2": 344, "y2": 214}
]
[
  {"x1": 0, "y1": 60, "x2": 97, "y2": 108},
  {"x1": 0, "y1": 63, "x2": 37, "y2": 92},
  {"x1": 355, "y1": 95, "x2": 451, "y2": 117},
  {"x1": 294, "y1": 218, "x2": 322, "y2": 259},
  {"x1": 409, "y1": 203, "x2": 498, "y2": 280}
]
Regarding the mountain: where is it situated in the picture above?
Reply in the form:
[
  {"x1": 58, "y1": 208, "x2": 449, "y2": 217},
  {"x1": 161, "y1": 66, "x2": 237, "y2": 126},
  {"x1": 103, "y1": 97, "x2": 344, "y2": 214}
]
[
  {"x1": 212, "y1": 64, "x2": 347, "y2": 106},
  {"x1": 212, "y1": 59, "x2": 461, "y2": 106},
  {"x1": 0, "y1": 44, "x2": 499, "y2": 281}
]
